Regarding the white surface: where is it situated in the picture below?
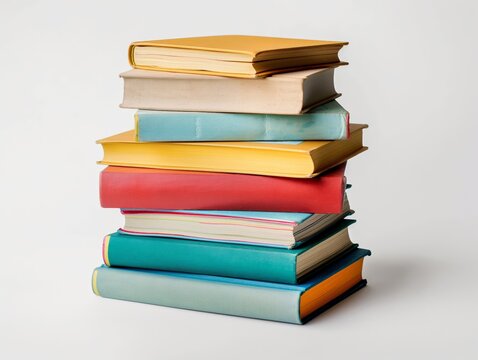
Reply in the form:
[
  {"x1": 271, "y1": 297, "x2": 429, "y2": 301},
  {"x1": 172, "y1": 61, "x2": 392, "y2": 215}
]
[{"x1": 1, "y1": 1, "x2": 477, "y2": 358}]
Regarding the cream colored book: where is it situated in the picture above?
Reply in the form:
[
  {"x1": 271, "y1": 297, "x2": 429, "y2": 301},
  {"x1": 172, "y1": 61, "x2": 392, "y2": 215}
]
[
  {"x1": 121, "y1": 67, "x2": 339, "y2": 115},
  {"x1": 97, "y1": 124, "x2": 367, "y2": 178},
  {"x1": 128, "y1": 35, "x2": 347, "y2": 78},
  {"x1": 120, "y1": 195, "x2": 352, "y2": 248}
]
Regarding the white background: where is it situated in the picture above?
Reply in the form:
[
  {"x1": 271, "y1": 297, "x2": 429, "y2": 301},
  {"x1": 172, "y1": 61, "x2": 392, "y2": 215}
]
[{"x1": 1, "y1": 0, "x2": 477, "y2": 358}]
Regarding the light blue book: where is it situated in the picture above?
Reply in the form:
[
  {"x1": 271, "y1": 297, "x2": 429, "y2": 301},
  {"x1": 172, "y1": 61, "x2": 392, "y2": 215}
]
[
  {"x1": 135, "y1": 100, "x2": 349, "y2": 142},
  {"x1": 119, "y1": 198, "x2": 353, "y2": 248},
  {"x1": 92, "y1": 248, "x2": 370, "y2": 324}
]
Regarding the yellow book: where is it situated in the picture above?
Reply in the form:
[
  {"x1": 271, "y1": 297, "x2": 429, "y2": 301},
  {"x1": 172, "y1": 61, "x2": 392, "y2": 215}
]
[
  {"x1": 128, "y1": 35, "x2": 348, "y2": 78},
  {"x1": 97, "y1": 124, "x2": 367, "y2": 178}
]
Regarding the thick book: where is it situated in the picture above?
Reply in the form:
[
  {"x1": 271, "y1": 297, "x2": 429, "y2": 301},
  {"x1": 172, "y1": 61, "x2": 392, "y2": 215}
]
[
  {"x1": 92, "y1": 248, "x2": 370, "y2": 324},
  {"x1": 104, "y1": 220, "x2": 357, "y2": 283},
  {"x1": 119, "y1": 198, "x2": 352, "y2": 248},
  {"x1": 135, "y1": 101, "x2": 349, "y2": 142},
  {"x1": 128, "y1": 35, "x2": 347, "y2": 78},
  {"x1": 120, "y1": 67, "x2": 339, "y2": 115},
  {"x1": 100, "y1": 164, "x2": 347, "y2": 213},
  {"x1": 96, "y1": 124, "x2": 367, "y2": 178}
]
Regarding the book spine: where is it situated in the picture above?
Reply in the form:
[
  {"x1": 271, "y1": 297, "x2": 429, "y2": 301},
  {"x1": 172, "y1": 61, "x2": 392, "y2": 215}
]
[
  {"x1": 103, "y1": 233, "x2": 298, "y2": 284},
  {"x1": 121, "y1": 75, "x2": 304, "y2": 115},
  {"x1": 92, "y1": 266, "x2": 302, "y2": 324},
  {"x1": 99, "y1": 166, "x2": 345, "y2": 213},
  {"x1": 136, "y1": 105, "x2": 348, "y2": 142}
]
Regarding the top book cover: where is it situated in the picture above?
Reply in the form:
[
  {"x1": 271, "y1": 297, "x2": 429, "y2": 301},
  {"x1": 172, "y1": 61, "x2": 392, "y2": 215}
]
[{"x1": 128, "y1": 35, "x2": 348, "y2": 78}]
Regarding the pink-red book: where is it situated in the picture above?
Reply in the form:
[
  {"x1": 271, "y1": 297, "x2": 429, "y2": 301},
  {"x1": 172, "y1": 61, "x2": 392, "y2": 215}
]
[{"x1": 100, "y1": 164, "x2": 347, "y2": 213}]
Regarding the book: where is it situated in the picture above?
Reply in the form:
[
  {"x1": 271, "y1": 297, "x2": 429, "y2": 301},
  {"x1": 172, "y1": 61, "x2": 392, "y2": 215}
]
[
  {"x1": 92, "y1": 247, "x2": 370, "y2": 324},
  {"x1": 128, "y1": 35, "x2": 347, "y2": 78},
  {"x1": 135, "y1": 100, "x2": 349, "y2": 142},
  {"x1": 119, "y1": 197, "x2": 352, "y2": 247},
  {"x1": 104, "y1": 220, "x2": 357, "y2": 283},
  {"x1": 96, "y1": 124, "x2": 367, "y2": 178},
  {"x1": 120, "y1": 67, "x2": 339, "y2": 115},
  {"x1": 100, "y1": 164, "x2": 347, "y2": 213}
]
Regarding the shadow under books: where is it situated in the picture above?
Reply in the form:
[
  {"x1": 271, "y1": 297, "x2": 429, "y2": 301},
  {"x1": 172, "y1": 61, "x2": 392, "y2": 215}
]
[{"x1": 307, "y1": 256, "x2": 441, "y2": 325}]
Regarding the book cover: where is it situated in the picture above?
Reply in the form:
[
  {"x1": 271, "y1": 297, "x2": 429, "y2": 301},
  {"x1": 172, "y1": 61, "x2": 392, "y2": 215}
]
[
  {"x1": 128, "y1": 35, "x2": 347, "y2": 78},
  {"x1": 96, "y1": 124, "x2": 367, "y2": 178},
  {"x1": 120, "y1": 67, "x2": 339, "y2": 114},
  {"x1": 118, "y1": 201, "x2": 353, "y2": 247},
  {"x1": 93, "y1": 248, "x2": 370, "y2": 324},
  {"x1": 104, "y1": 219, "x2": 357, "y2": 283},
  {"x1": 136, "y1": 100, "x2": 349, "y2": 142},
  {"x1": 100, "y1": 163, "x2": 347, "y2": 213}
]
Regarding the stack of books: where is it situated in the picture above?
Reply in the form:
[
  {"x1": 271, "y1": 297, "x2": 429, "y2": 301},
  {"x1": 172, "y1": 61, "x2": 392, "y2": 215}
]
[{"x1": 92, "y1": 35, "x2": 371, "y2": 324}]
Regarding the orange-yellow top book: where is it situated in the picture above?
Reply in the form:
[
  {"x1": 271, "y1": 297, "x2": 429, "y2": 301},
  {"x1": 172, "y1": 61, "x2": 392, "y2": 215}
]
[{"x1": 128, "y1": 35, "x2": 348, "y2": 78}]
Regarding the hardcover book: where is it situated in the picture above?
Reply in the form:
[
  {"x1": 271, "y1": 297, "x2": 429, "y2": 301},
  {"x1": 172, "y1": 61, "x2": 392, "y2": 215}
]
[
  {"x1": 96, "y1": 124, "x2": 367, "y2": 178},
  {"x1": 120, "y1": 67, "x2": 338, "y2": 115},
  {"x1": 135, "y1": 100, "x2": 349, "y2": 142},
  {"x1": 119, "y1": 197, "x2": 352, "y2": 248},
  {"x1": 104, "y1": 220, "x2": 357, "y2": 283},
  {"x1": 100, "y1": 163, "x2": 348, "y2": 213},
  {"x1": 128, "y1": 35, "x2": 347, "y2": 78},
  {"x1": 93, "y1": 248, "x2": 370, "y2": 324}
]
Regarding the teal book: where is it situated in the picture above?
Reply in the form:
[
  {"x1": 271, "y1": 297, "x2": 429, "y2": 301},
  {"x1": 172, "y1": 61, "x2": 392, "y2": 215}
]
[
  {"x1": 105, "y1": 220, "x2": 356, "y2": 284},
  {"x1": 135, "y1": 100, "x2": 349, "y2": 142},
  {"x1": 93, "y1": 248, "x2": 370, "y2": 324}
]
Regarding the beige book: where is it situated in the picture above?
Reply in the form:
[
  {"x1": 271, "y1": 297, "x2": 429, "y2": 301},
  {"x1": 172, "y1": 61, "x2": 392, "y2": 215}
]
[
  {"x1": 120, "y1": 196, "x2": 352, "y2": 248},
  {"x1": 120, "y1": 67, "x2": 339, "y2": 115}
]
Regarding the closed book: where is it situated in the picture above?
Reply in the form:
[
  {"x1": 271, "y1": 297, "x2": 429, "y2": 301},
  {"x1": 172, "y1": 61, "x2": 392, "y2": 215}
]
[
  {"x1": 136, "y1": 101, "x2": 349, "y2": 142},
  {"x1": 96, "y1": 124, "x2": 367, "y2": 178},
  {"x1": 128, "y1": 35, "x2": 347, "y2": 78},
  {"x1": 119, "y1": 198, "x2": 352, "y2": 248},
  {"x1": 92, "y1": 248, "x2": 370, "y2": 324},
  {"x1": 100, "y1": 164, "x2": 347, "y2": 213},
  {"x1": 104, "y1": 220, "x2": 357, "y2": 283},
  {"x1": 120, "y1": 67, "x2": 339, "y2": 115}
]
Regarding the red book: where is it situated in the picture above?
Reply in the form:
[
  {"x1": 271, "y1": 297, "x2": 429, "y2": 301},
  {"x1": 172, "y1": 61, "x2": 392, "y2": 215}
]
[{"x1": 100, "y1": 164, "x2": 347, "y2": 213}]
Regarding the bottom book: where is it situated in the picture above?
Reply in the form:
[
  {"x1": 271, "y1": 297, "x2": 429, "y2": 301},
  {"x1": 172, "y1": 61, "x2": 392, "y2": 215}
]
[{"x1": 92, "y1": 248, "x2": 370, "y2": 324}]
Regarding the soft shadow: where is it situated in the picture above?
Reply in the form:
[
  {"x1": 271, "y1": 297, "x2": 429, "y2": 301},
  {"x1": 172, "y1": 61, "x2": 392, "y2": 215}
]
[{"x1": 306, "y1": 256, "x2": 442, "y2": 324}]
